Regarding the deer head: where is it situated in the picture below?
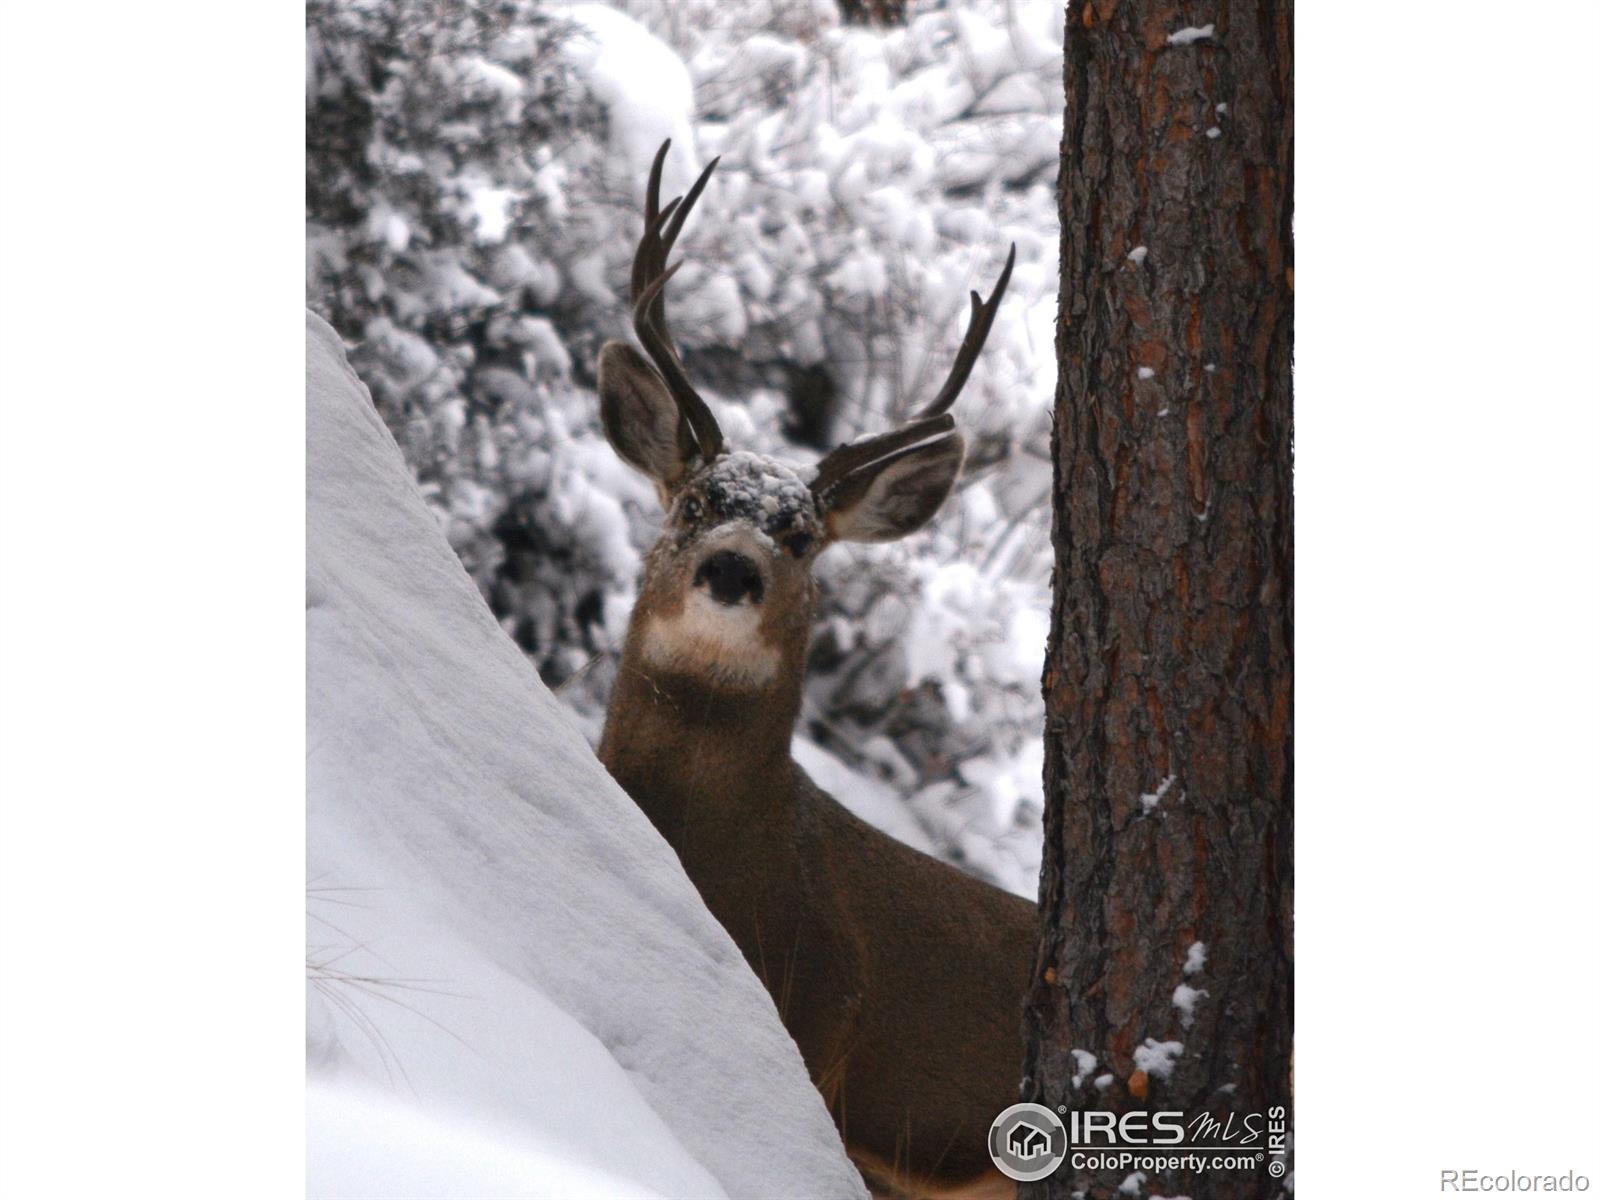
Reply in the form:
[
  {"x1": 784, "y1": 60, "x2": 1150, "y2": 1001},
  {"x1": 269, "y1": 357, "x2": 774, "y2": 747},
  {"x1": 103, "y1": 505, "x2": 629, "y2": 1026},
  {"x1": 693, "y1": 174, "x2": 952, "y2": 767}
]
[{"x1": 598, "y1": 140, "x2": 1014, "y2": 697}]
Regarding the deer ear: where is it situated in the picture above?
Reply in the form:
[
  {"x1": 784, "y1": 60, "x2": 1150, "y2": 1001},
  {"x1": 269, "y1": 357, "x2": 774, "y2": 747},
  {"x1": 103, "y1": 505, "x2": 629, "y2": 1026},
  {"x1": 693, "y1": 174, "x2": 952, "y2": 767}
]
[
  {"x1": 822, "y1": 432, "x2": 965, "y2": 544},
  {"x1": 598, "y1": 341, "x2": 693, "y2": 502}
]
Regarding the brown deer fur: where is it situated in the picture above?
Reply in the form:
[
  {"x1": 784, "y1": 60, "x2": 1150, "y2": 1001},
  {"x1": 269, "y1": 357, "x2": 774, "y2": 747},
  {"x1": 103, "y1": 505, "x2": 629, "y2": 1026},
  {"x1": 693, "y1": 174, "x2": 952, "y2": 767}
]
[{"x1": 601, "y1": 590, "x2": 1036, "y2": 1194}]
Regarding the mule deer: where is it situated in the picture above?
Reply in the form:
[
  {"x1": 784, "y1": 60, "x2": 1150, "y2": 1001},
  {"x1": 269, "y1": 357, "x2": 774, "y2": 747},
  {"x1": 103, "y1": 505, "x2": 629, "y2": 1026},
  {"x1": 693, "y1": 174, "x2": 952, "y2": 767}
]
[{"x1": 597, "y1": 142, "x2": 1035, "y2": 1199}]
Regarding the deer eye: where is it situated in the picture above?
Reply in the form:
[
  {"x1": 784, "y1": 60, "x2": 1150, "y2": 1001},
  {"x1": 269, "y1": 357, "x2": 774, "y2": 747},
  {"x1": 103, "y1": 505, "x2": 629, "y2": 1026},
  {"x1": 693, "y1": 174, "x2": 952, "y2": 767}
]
[
  {"x1": 681, "y1": 496, "x2": 703, "y2": 522},
  {"x1": 784, "y1": 532, "x2": 814, "y2": 559}
]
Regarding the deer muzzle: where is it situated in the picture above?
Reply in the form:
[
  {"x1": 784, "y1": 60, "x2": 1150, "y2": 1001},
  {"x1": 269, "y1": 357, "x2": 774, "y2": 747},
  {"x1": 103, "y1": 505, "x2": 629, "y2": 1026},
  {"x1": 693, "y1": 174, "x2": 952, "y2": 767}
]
[{"x1": 694, "y1": 548, "x2": 765, "y2": 606}]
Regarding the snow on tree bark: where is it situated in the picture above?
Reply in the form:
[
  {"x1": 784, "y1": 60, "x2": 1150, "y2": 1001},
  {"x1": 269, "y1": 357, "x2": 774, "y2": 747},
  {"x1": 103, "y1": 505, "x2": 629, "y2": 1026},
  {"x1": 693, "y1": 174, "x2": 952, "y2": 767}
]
[{"x1": 1023, "y1": 2, "x2": 1293, "y2": 1197}]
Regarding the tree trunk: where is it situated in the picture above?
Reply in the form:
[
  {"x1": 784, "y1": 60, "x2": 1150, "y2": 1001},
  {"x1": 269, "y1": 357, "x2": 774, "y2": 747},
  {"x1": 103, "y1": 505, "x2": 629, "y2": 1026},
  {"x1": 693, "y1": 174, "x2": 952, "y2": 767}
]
[{"x1": 1022, "y1": 3, "x2": 1293, "y2": 1198}]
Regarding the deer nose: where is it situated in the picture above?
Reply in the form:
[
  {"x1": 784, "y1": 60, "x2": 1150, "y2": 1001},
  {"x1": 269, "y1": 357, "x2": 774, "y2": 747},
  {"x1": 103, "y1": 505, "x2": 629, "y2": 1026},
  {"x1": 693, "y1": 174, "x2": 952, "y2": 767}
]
[{"x1": 694, "y1": 549, "x2": 764, "y2": 606}]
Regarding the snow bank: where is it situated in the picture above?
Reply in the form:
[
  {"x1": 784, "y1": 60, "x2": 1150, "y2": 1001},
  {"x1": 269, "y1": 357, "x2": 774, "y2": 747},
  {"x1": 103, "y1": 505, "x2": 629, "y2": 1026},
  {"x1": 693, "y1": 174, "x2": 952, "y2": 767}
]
[
  {"x1": 306, "y1": 311, "x2": 864, "y2": 1200},
  {"x1": 307, "y1": 1080, "x2": 667, "y2": 1200},
  {"x1": 561, "y1": 4, "x2": 699, "y2": 199}
]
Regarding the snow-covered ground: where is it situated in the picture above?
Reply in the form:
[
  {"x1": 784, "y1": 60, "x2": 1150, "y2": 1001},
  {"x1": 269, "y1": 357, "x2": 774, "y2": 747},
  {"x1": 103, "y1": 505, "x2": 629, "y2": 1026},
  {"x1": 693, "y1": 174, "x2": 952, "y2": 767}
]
[
  {"x1": 308, "y1": 1080, "x2": 671, "y2": 1200},
  {"x1": 306, "y1": 311, "x2": 866, "y2": 1198}
]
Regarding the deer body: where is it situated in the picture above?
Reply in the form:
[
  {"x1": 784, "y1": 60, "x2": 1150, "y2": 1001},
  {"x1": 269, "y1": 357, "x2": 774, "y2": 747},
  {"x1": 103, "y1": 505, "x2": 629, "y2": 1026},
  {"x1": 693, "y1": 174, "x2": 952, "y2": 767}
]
[
  {"x1": 597, "y1": 143, "x2": 1035, "y2": 1198},
  {"x1": 602, "y1": 658, "x2": 1034, "y2": 1194}
]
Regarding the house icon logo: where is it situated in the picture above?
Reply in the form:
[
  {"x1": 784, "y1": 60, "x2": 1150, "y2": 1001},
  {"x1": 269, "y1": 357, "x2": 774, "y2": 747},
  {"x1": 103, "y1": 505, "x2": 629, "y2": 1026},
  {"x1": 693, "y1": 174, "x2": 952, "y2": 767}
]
[
  {"x1": 987, "y1": 1103, "x2": 1066, "y2": 1181},
  {"x1": 1008, "y1": 1121, "x2": 1050, "y2": 1160}
]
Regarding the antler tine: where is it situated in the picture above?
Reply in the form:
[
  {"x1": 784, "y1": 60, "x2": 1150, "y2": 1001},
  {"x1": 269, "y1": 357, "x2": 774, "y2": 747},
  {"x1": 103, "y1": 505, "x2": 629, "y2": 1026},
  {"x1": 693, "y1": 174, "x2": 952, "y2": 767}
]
[
  {"x1": 914, "y1": 242, "x2": 1016, "y2": 419},
  {"x1": 645, "y1": 138, "x2": 669, "y2": 226},
  {"x1": 631, "y1": 143, "x2": 717, "y2": 304},
  {"x1": 810, "y1": 414, "x2": 956, "y2": 500},
  {"x1": 631, "y1": 155, "x2": 718, "y2": 339},
  {"x1": 628, "y1": 140, "x2": 725, "y2": 462},
  {"x1": 811, "y1": 245, "x2": 1015, "y2": 500},
  {"x1": 631, "y1": 258, "x2": 725, "y2": 463},
  {"x1": 661, "y1": 153, "x2": 717, "y2": 254},
  {"x1": 631, "y1": 196, "x2": 680, "y2": 304}
]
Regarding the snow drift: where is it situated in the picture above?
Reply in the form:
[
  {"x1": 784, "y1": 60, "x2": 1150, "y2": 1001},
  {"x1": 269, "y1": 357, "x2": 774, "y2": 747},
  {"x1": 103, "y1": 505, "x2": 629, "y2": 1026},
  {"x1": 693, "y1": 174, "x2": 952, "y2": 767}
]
[{"x1": 305, "y1": 310, "x2": 865, "y2": 1199}]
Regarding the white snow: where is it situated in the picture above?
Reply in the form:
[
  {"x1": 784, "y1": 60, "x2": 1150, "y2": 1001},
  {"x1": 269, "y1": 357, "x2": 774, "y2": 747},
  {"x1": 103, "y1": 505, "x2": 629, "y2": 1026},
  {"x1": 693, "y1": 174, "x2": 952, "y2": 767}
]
[
  {"x1": 1139, "y1": 773, "x2": 1176, "y2": 813},
  {"x1": 305, "y1": 312, "x2": 865, "y2": 1200},
  {"x1": 1119, "y1": 1170, "x2": 1148, "y2": 1195},
  {"x1": 700, "y1": 450, "x2": 814, "y2": 532},
  {"x1": 463, "y1": 180, "x2": 518, "y2": 244},
  {"x1": 1070, "y1": 1048, "x2": 1099, "y2": 1088},
  {"x1": 308, "y1": 1079, "x2": 668, "y2": 1200},
  {"x1": 1171, "y1": 983, "x2": 1208, "y2": 1028},
  {"x1": 368, "y1": 206, "x2": 410, "y2": 252},
  {"x1": 1166, "y1": 24, "x2": 1215, "y2": 46},
  {"x1": 1136, "y1": 366, "x2": 1156, "y2": 381},
  {"x1": 826, "y1": 239, "x2": 890, "y2": 299},
  {"x1": 562, "y1": 5, "x2": 699, "y2": 200},
  {"x1": 1127, "y1": 245, "x2": 1148, "y2": 265},
  {"x1": 1183, "y1": 940, "x2": 1208, "y2": 976},
  {"x1": 460, "y1": 55, "x2": 525, "y2": 103},
  {"x1": 1094, "y1": 1072, "x2": 1114, "y2": 1091},
  {"x1": 1206, "y1": 126, "x2": 1222, "y2": 139},
  {"x1": 1132, "y1": 1038, "x2": 1185, "y2": 1080}
]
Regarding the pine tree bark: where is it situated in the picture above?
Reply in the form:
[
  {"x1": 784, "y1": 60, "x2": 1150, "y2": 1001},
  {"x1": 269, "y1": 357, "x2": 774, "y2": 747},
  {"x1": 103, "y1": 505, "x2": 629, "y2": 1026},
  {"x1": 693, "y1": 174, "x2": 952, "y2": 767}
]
[{"x1": 1022, "y1": 3, "x2": 1293, "y2": 1198}]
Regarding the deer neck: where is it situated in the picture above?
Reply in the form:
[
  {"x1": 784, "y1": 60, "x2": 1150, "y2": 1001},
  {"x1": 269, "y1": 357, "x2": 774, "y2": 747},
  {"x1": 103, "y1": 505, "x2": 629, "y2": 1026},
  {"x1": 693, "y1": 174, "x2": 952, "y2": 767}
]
[{"x1": 600, "y1": 626, "x2": 808, "y2": 846}]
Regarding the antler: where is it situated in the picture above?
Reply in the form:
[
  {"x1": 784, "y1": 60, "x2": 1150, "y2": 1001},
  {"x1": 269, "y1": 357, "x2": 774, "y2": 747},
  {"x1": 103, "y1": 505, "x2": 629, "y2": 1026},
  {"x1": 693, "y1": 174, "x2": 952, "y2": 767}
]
[
  {"x1": 811, "y1": 244, "x2": 1016, "y2": 501},
  {"x1": 630, "y1": 140, "x2": 725, "y2": 462}
]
